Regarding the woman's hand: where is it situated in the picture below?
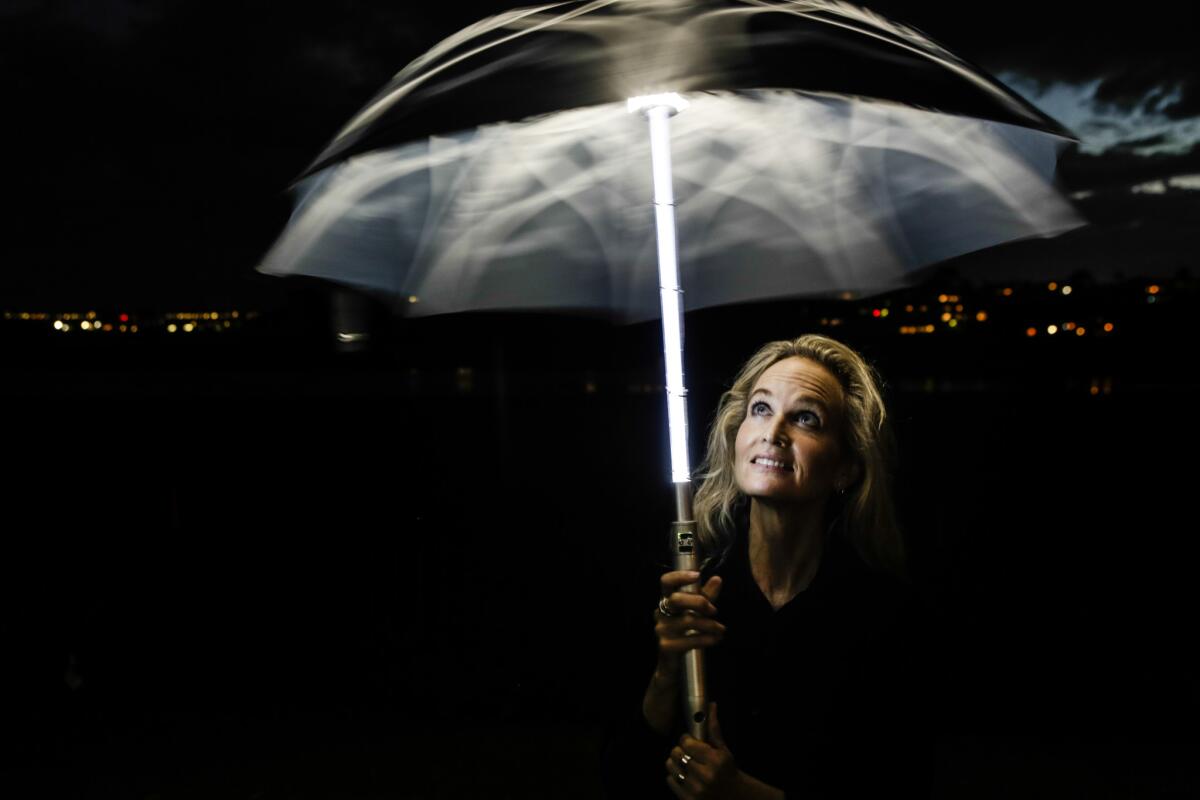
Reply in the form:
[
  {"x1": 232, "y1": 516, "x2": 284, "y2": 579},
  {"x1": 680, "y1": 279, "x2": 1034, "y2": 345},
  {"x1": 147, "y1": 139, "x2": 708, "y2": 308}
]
[
  {"x1": 665, "y1": 703, "x2": 743, "y2": 799},
  {"x1": 654, "y1": 571, "x2": 724, "y2": 669},
  {"x1": 642, "y1": 571, "x2": 724, "y2": 735}
]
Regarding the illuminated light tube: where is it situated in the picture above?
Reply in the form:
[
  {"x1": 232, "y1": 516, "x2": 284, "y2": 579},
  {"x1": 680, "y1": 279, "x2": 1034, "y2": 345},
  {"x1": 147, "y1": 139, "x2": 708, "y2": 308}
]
[{"x1": 638, "y1": 100, "x2": 691, "y2": 483}]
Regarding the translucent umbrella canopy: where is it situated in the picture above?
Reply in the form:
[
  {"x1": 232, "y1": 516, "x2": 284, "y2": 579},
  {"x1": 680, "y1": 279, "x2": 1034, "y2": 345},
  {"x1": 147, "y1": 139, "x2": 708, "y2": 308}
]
[{"x1": 261, "y1": 89, "x2": 1081, "y2": 321}]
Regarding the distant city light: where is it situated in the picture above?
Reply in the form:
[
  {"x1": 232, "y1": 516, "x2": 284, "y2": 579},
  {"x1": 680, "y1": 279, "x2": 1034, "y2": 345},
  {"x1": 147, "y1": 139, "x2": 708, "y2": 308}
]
[
  {"x1": 183, "y1": 323, "x2": 195, "y2": 332},
  {"x1": 1064, "y1": 322, "x2": 1076, "y2": 331},
  {"x1": 1047, "y1": 325, "x2": 1058, "y2": 335},
  {"x1": 80, "y1": 321, "x2": 91, "y2": 330},
  {"x1": 976, "y1": 311, "x2": 988, "y2": 322},
  {"x1": 938, "y1": 294, "x2": 948, "y2": 303},
  {"x1": 53, "y1": 320, "x2": 64, "y2": 331},
  {"x1": 940, "y1": 312, "x2": 952, "y2": 322},
  {"x1": 1076, "y1": 327, "x2": 1086, "y2": 336},
  {"x1": 872, "y1": 309, "x2": 881, "y2": 318},
  {"x1": 905, "y1": 304, "x2": 914, "y2": 313},
  {"x1": 1103, "y1": 323, "x2": 1114, "y2": 332},
  {"x1": 1002, "y1": 287, "x2": 1014, "y2": 297},
  {"x1": 408, "y1": 295, "x2": 420, "y2": 304},
  {"x1": 948, "y1": 319, "x2": 958, "y2": 328},
  {"x1": 1147, "y1": 284, "x2": 1160, "y2": 295},
  {"x1": 167, "y1": 324, "x2": 177, "y2": 333},
  {"x1": 1026, "y1": 327, "x2": 1037, "y2": 337},
  {"x1": 1062, "y1": 285, "x2": 1073, "y2": 295},
  {"x1": 955, "y1": 304, "x2": 963, "y2": 312},
  {"x1": 880, "y1": 308, "x2": 889, "y2": 317},
  {"x1": 1048, "y1": 282, "x2": 1058, "y2": 291},
  {"x1": 119, "y1": 313, "x2": 129, "y2": 323},
  {"x1": 1147, "y1": 296, "x2": 1157, "y2": 304},
  {"x1": 1090, "y1": 385, "x2": 1100, "y2": 396}
]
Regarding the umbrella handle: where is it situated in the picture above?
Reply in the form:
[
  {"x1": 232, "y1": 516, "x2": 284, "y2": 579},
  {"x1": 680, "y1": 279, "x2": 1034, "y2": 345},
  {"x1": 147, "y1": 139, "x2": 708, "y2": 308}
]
[{"x1": 671, "y1": 513, "x2": 708, "y2": 741}]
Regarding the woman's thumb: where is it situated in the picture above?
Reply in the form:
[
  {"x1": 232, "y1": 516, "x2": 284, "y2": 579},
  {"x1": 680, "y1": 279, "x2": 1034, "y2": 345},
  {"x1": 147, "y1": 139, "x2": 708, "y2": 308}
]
[{"x1": 707, "y1": 702, "x2": 726, "y2": 748}]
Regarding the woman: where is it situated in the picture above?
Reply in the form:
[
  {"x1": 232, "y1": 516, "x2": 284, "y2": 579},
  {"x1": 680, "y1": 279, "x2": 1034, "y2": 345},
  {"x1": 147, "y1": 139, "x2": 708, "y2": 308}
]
[{"x1": 603, "y1": 334, "x2": 931, "y2": 799}]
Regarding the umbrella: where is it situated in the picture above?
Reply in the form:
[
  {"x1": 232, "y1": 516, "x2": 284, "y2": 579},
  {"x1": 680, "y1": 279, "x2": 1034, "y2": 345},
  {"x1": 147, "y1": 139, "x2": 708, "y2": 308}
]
[{"x1": 259, "y1": 0, "x2": 1084, "y2": 738}]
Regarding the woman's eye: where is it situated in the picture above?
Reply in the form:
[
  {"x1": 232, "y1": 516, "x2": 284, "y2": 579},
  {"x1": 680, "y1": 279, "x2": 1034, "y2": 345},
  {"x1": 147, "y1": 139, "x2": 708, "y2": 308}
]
[
  {"x1": 750, "y1": 400, "x2": 770, "y2": 415},
  {"x1": 795, "y1": 410, "x2": 821, "y2": 428}
]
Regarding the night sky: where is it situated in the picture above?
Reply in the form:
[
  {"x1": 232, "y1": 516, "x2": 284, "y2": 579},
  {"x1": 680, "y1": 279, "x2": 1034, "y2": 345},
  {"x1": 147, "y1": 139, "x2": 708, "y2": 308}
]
[{"x1": 3, "y1": 0, "x2": 1197, "y2": 308}]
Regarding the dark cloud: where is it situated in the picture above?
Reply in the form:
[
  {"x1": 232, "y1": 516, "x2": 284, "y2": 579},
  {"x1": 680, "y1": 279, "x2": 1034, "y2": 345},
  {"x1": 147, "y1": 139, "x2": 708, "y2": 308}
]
[
  {"x1": 1059, "y1": 141, "x2": 1200, "y2": 192},
  {"x1": 1109, "y1": 133, "x2": 1170, "y2": 153},
  {"x1": 1093, "y1": 65, "x2": 1185, "y2": 114},
  {"x1": 863, "y1": 2, "x2": 1199, "y2": 128},
  {"x1": 1161, "y1": 83, "x2": 1200, "y2": 120},
  {"x1": 1078, "y1": 119, "x2": 1127, "y2": 135}
]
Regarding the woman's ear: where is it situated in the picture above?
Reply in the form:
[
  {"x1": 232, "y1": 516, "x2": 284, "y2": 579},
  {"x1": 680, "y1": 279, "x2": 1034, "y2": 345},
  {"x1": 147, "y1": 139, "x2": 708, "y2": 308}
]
[{"x1": 837, "y1": 458, "x2": 863, "y2": 492}]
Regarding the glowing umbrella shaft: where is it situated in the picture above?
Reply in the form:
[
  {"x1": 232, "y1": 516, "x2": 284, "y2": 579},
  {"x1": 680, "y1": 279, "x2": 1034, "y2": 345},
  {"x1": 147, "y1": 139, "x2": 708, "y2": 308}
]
[
  {"x1": 643, "y1": 100, "x2": 707, "y2": 741},
  {"x1": 647, "y1": 105, "x2": 691, "y2": 486}
]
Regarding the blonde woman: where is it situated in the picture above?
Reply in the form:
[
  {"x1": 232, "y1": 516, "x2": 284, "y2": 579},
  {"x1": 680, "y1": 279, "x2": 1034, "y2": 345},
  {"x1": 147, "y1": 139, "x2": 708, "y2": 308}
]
[{"x1": 604, "y1": 335, "x2": 930, "y2": 799}]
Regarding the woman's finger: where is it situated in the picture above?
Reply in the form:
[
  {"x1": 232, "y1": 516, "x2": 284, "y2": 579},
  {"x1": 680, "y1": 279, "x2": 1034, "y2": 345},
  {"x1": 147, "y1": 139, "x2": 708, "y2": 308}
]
[
  {"x1": 660, "y1": 570, "x2": 701, "y2": 593},
  {"x1": 658, "y1": 633, "x2": 722, "y2": 653},
  {"x1": 707, "y1": 702, "x2": 726, "y2": 749},
  {"x1": 663, "y1": 591, "x2": 719, "y2": 616},
  {"x1": 657, "y1": 616, "x2": 725, "y2": 638},
  {"x1": 702, "y1": 575, "x2": 723, "y2": 603}
]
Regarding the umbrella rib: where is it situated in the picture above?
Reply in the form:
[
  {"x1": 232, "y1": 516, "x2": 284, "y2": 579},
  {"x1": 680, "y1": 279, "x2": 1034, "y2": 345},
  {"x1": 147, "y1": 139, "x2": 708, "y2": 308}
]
[
  {"x1": 328, "y1": 0, "x2": 621, "y2": 151},
  {"x1": 428, "y1": 122, "x2": 632, "y2": 308},
  {"x1": 739, "y1": 0, "x2": 1056, "y2": 133}
]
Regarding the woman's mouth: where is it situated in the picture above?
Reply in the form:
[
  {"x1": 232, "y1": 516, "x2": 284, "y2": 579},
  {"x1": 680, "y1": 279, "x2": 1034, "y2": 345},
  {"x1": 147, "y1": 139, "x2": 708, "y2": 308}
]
[{"x1": 751, "y1": 456, "x2": 792, "y2": 472}]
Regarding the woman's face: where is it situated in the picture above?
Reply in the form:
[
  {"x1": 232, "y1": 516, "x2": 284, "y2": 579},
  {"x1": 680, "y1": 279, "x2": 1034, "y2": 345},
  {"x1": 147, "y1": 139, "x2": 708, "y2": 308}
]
[{"x1": 733, "y1": 356, "x2": 851, "y2": 507}]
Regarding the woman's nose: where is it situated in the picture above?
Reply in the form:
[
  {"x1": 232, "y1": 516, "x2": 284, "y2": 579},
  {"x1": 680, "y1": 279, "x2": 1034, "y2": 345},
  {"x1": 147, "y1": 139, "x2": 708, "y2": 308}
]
[{"x1": 763, "y1": 417, "x2": 789, "y2": 446}]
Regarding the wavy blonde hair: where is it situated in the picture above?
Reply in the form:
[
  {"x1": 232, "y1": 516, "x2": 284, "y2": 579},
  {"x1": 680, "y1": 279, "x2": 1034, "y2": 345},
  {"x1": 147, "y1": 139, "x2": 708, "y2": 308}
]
[{"x1": 692, "y1": 334, "x2": 906, "y2": 579}]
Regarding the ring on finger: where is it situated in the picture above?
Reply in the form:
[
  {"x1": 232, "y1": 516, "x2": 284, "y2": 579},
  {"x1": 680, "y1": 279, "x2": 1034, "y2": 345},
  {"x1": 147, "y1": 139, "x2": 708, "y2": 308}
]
[
  {"x1": 658, "y1": 596, "x2": 675, "y2": 617},
  {"x1": 680, "y1": 753, "x2": 692, "y2": 766},
  {"x1": 675, "y1": 772, "x2": 686, "y2": 784}
]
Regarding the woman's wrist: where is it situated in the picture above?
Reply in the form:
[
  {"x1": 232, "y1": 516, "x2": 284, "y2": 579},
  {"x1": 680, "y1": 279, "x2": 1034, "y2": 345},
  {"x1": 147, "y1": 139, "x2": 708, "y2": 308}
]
[
  {"x1": 733, "y1": 769, "x2": 786, "y2": 800},
  {"x1": 642, "y1": 667, "x2": 679, "y2": 735},
  {"x1": 651, "y1": 661, "x2": 679, "y2": 689}
]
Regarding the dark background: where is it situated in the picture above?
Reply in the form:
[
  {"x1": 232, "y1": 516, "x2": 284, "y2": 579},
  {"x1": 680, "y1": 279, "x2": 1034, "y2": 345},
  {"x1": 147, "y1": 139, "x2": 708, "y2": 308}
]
[
  {"x1": 6, "y1": 275, "x2": 1199, "y2": 798},
  {"x1": 3, "y1": 1, "x2": 1199, "y2": 797}
]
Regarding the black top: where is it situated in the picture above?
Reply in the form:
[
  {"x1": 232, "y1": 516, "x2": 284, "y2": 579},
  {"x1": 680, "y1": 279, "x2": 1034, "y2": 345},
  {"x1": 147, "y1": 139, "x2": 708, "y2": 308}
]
[{"x1": 601, "y1": 527, "x2": 936, "y2": 799}]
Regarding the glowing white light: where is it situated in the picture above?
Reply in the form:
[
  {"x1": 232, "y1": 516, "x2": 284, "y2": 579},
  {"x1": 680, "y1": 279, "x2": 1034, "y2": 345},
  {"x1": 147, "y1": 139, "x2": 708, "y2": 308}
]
[
  {"x1": 626, "y1": 93, "x2": 689, "y2": 114},
  {"x1": 641, "y1": 102, "x2": 691, "y2": 483}
]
